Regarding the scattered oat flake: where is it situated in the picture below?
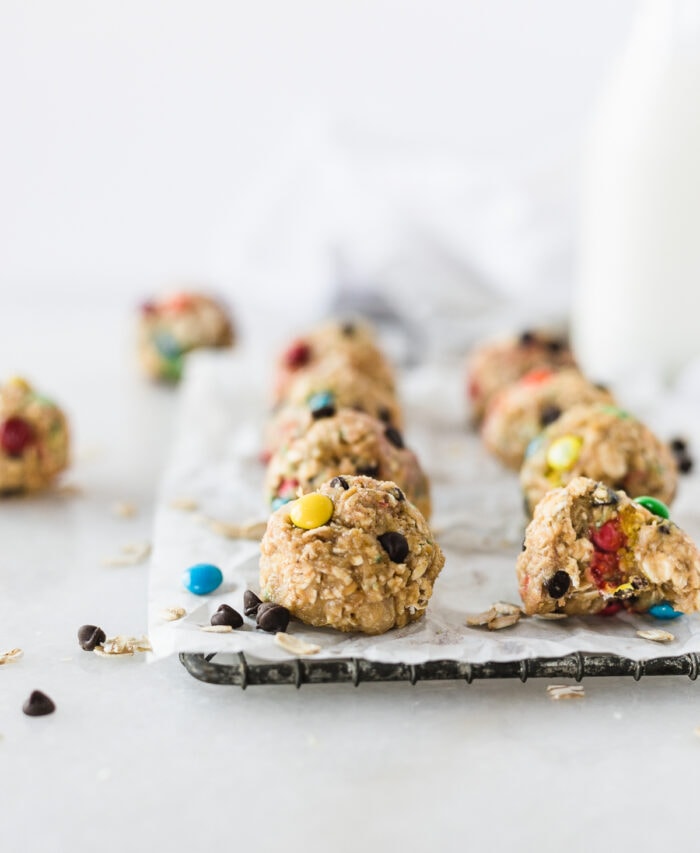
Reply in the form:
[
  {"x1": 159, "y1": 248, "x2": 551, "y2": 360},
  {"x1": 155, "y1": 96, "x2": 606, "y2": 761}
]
[
  {"x1": 467, "y1": 603, "x2": 521, "y2": 630},
  {"x1": 94, "y1": 635, "x2": 151, "y2": 656},
  {"x1": 112, "y1": 500, "x2": 137, "y2": 518},
  {"x1": 102, "y1": 542, "x2": 151, "y2": 567},
  {"x1": 488, "y1": 613, "x2": 521, "y2": 630},
  {"x1": 466, "y1": 608, "x2": 498, "y2": 627},
  {"x1": 0, "y1": 648, "x2": 23, "y2": 665},
  {"x1": 200, "y1": 624, "x2": 233, "y2": 633},
  {"x1": 637, "y1": 628, "x2": 675, "y2": 643},
  {"x1": 275, "y1": 633, "x2": 321, "y2": 655},
  {"x1": 170, "y1": 497, "x2": 199, "y2": 511},
  {"x1": 160, "y1": 606, "x2": 187, "y2": 622},
  {"x1": 198, "y1": 515, "x2": 267, "y2": 540},
  {"x1": 547, "y1": 684, "x2": 585, "y2": 701},
  {"x1": 493, "y1": 601, "x2": 522, "y2": 616}
]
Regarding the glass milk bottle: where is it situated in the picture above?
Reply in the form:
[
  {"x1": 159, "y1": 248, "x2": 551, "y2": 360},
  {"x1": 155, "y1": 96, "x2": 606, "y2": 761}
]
[{"x1": 573, "y1": 0, "x2": 700, "y2": 384}]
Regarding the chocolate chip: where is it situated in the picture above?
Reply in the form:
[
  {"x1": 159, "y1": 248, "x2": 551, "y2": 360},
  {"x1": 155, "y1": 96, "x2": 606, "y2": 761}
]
[
  {"x1": 519, "y1": 330, "x2": 536, "y2": 346},
  {"x1": 393, "y1": 487, "x2": 405, "y2": 502},
  {"x1": 378, "y1": 531, "x2": 409, "y2": 563},
  {"x1": 539, "y1": 405, "x2": 561, "y2": 427},
  {"x1": 521, "y1": 539, "x2": 527, "y2": 552},
  {"x1": 211, "y1": 604, "x2": 243, "y2": 629},
  {"x1": 545, "y1": 571, "x2": 571, "y2": 599},
  {"x1": 256, "y1": 603, "x2": 290, "y2": 633},
  {"x1": 659, "y1": 524, "x2": 671, "y2": 535},
  {"x1": 384, "y1": 426, "x2": 404, "y2": 449},
  {"x1": 679, "y1": 455, "x2": 693, "y2": 474},
  {"x1": 243, "y1": 590, "x2": 263, "y2": 617},
  {"x1": 378, "y1": 408, "x2": 392, "y2": 423},
  {"x1": 592, "y1": 486, "x2": 619, "y2": 507},
  {"x1": 330, "y1": 476, "x2": 349, "y2": 490},
  {"x1": 341, "y1": 322, "x2": 355, "y2": 336},
  {"x1": 547, "y1": 339, "x2": 565, "y2": 354},
  {"x1": 22, "y1": 690, "x2": 55, "y2": 717},
  {"x1": 356, "y1": 464, "x2": 380, "y2": 478},
  {"x1": 311, "y1": 405, "x2": 336, "y2": 420},
  {"x1": 77, "y1": 624, "x2": 106, "y2": 651}
]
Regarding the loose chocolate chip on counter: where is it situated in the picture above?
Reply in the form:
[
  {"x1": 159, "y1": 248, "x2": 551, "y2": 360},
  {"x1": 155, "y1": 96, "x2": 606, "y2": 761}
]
[
  {"x1": 679, "y1": 456, "x2": 693, "y2": 474},
  {"x1": 384, "y1": 426, "x2": 404, "y2": 449},
  {"x1": 356, "y1": 464, "x2": 380, "y2": 478},
  {"x1": 256, "y1": 603, "x2": 290, "y2": 633},
  {"x1": 393, "y1": 487, "x2": 405, "y2": 502},
  {"x1": 670, "y1": 437, "x2": 694, "y2": 475},
  {"x1": 330, "y1": 476, "x2": 349, "y2": 490},
  {"x1": 671, "y1": 437, "x2": 687, "y2": 452},
  {"x1": 77, "y1": 624, "x2": 107, "y2": 651},
  {"x1": 243, "y1": 590, "x2": 263, "y2": 618},
  {"x1": 311, "y1": 405, "x2": 336, "y2": 420},
  {"x1": 22, "y1": 690, "x2": 56, "y2": 717},
  {"x1": 519, "y1": 330, "x2": 536, "y2": 346},
  {"x1": 539, "y1": 405, "x2": 562, "y2": 428},
  {"x1": 545, "y1": 571, "x2": 571, "y2": 599},
  {"x1": 378, "y1": 531, "x2": 409, "y2": 564},
  {"x1": 211, "y1": 604, "x2": 243, "y2": 629}
]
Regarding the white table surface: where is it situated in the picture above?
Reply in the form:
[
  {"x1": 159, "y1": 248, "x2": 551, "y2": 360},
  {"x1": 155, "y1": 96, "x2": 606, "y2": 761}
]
[{"x1": 3, "y1": 293, "x2": 700, "y2": 853}]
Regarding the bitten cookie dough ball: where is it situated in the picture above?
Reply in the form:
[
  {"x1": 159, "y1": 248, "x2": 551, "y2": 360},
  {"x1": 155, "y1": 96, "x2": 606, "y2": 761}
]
[
  {"x1": 274, "y1": 319, "x2": 395, "y2": 404},
  {"x1": 263, "y1": 361, "x2": 403, "y2": 458},
  {"x1": 517, "y1": 477, "x2": 700, "y2": 616},
  {"x1": 482, "y1": 368, "x2": 614, "y2": 469},
  {"x1": 259, "y1": 476, "x2": 445, "y2": 634},
  {"x1": 265, "y1": 409, "x2": 431, "y2": 518},
  {"x1": 466, "y1": 329, "x2": 576, "y2": 424},
  {"x1": 520, "y1": 403, "x2": 677, "y2": 516},
  {"x1": 0, "y1": 377, "x2": 69, "y2": 493},
  {"x1": 137, "y1": 291, "x2": 234, "y2": 382}
]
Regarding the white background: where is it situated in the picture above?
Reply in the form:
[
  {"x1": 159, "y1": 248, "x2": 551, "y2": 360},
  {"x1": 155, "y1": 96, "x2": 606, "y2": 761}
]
[{"x1": 7, "y1": 4, "x2": 700, "y2": 853}]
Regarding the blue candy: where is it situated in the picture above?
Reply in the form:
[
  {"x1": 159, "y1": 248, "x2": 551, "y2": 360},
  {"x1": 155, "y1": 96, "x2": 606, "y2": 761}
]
[
  {"x1": 525, "y1": 434, "x2": 544, "y2": 460},
  {"x1": 648, "y1": 601, "x2": 682, "y2": 620},
  {"x1": 271, "y1": 496, "x2": 293, "y2": 511},
  {"x1": 308, "y1": 391, "x2": 334, "y2": 412},
  {"x1": 182, "y1": 563, "x2": 223, "y2": 595}
]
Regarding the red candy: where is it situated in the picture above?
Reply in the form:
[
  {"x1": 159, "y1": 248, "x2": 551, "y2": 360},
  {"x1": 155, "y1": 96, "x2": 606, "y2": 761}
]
[
  {"x1": 520, "y1": 367, "x2": 554, "y2": 386},
  {"x1": 599, "y1": 600, "x2": 624, "y2": 617},
  {"x1": 284, "y1": 341, "x2": 311, "y2": 369},
  {"x1": 590, "y1": 520, "x2": 626, "y2": 553},
  {"x1": 589, "y1": 550, "x2": 624, "y2": 590},
  {"x1": 278, "y1": 478, "x2": 299, "y2": 497},
  {"x1": 0, "y1": 417, "x2": 35, "y2": 456}
]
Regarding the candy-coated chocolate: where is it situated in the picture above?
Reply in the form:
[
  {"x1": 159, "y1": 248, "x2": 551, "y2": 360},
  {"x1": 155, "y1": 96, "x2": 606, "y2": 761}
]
[
  {"x1": 182, "y1": 563, "x2": 223, "y2": 595},
  {"x1": 308, "y1": 391, "x2": 334, "y2": 412},
  {"x1": 546, "y1": 435, "x2": 583, "y2": 471},
  {"x1": 271, "y1": 496, "x2": 293, "y2": 511},
  {"x1": 0, "y1": 416, "x2": 35, "y2": 456},
  {"x1": 648, "y1": 601, "x2": 682, "y2": 620},
  {"x1": 634, "y1": 495, "x2": 670, "y2": 519},
  {"x1": 289, "y1": 493, "x2": 334, "y2": 529}
]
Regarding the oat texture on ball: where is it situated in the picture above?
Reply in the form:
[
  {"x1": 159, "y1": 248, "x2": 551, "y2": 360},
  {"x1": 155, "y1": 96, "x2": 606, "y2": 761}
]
[
  {"x1": 517, "y1": 477, "x2": 700, "y2": 616},
  {"x1": 273, "y1": 319, "x2": 395, "y2": 404},
  {"x1": 466, "y1": 329, "x2": 576, "y2": 424},
  {"x1": 259, "y1": 476, "x2": 444, "y2": 634},
  {"x1": 264, "y1": 409, "x2": 431, "y2": 518},
  {"x1": 0, "y1": 377, "x2": 69, "y2": 493},
  {"x1": 481, "y1": 368, "x2": 614, "y2": 469},
  {"x1": 137, "y1": 291, "x2": 234, "y2": 382},
  {"x1": 520, "y1": 403, "x2": 678, "y2": 516}
]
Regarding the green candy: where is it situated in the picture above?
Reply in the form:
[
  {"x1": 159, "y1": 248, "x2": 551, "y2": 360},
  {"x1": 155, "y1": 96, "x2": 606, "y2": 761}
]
[{"x1": 634, "y1": 495, "x2": 670, "y2": 519}]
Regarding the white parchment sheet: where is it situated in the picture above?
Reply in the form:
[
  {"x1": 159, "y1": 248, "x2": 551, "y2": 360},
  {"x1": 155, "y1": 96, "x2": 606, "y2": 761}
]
[{"x1": 148, "y1": 348, "x2": 700, "y2": 663}]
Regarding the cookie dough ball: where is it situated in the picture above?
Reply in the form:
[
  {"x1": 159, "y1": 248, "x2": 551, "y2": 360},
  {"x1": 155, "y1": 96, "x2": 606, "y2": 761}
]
[
  {"x1": 263, "y1": 362, "x2": 403, "y2": 458},
  {"x1": 265, "y1": 409, "x2": 431, "y2": 518},
  {"x1": 274, "y1": 319, "x2": 395, "y2": 404},
  {"x1": 137, "y1": 291, "x2": 234, "y2": 382},
  {"x1": 259, "y1": 476, "x2": 445, "y2": 634},
  {"x1": 466, "y1": 330, "x2": 576, "y2": 424},
  {"x1": 482, "y1": 368, "x2": 614, "y2": 469},
  {"x1": 0, "y1": 377, "x2": 69, "y2": 493},
  {"x1": 520, "y1": 404, "x2": 677, "y2": 516},
  {"x1": 517, "y1": 476, "x2": 700, "y2": 616}
]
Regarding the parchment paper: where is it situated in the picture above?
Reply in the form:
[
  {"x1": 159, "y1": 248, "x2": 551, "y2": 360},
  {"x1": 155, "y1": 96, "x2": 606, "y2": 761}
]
[{"x1": 148, "y1": 347, "x2": 700, "y2": 663}]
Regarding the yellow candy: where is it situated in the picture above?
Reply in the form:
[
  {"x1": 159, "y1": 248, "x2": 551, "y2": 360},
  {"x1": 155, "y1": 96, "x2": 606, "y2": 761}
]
[
  {"x1": 290, "y1": 493, "x2": 334, "y2": 530},
  {"x1": 546, "y1": 435, "x2": 583, "y2": 471},
  {"x1": 7, "y1": 376, "x2": 31, "y2": 393}
]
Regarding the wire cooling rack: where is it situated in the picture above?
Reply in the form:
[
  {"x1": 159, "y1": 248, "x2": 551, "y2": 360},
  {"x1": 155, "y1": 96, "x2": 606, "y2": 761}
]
[{"x1": 180, "y1": 650, "x2": 700, "y2": 689}]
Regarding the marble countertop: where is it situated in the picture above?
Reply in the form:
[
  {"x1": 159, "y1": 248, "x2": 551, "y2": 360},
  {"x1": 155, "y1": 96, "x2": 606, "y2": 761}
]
[{"x1": 3, "y1": 295, "x2": 699, "y2": 853}]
